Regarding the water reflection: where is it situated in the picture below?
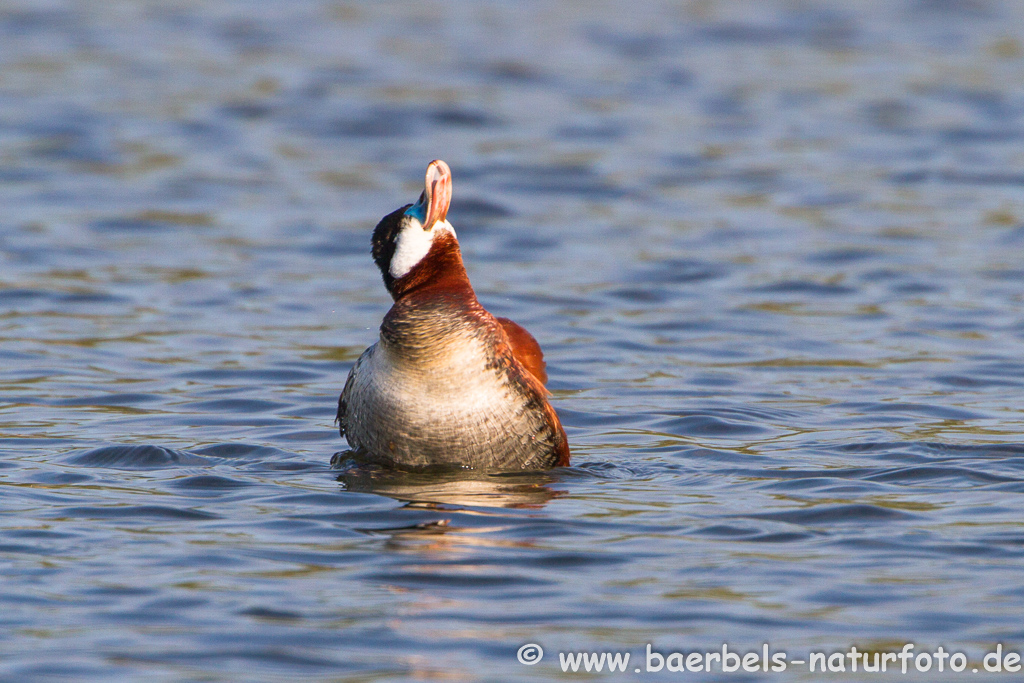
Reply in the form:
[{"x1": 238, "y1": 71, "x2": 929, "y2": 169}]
[{"x1": 338, "y1": 461, "x2": 563, "y2": 509}]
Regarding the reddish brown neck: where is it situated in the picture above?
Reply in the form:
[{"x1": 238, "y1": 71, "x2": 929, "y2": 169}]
[{"x1": 388, "y1": 232, "x2": 476, "y2": 302}]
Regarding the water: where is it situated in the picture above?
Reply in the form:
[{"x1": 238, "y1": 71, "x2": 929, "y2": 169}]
[{"x1": 2, "y1": 0, "x2": 1024, "y2": 680}]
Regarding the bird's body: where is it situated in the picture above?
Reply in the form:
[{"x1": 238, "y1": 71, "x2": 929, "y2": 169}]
[{"x1": 337, "y1": 160, "x2": 569, "y2": 471}]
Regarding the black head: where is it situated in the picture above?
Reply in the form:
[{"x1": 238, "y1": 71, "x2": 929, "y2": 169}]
[
  {"x1": 369, "y1": 160, "x2": 455, "y2": 298},
  {"x1": 371, "y1": 203, "x2": 414, "y2": 294}
]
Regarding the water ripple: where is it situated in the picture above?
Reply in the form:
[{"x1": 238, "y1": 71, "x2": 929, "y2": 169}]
[{"x1": 3, "y1": 1, "x2": 1024, "y2": 680}]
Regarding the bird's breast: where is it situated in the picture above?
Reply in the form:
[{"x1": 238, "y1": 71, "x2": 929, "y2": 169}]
[
  {"x1": 341, "y1": 296, "x2": 563, "y2": 469},
  {"x1": 343, "y1": 328, "x2": 540, "y2": 462},
  {"x1": 364, "y1": 331, "x2": 514, "y2": 413}
]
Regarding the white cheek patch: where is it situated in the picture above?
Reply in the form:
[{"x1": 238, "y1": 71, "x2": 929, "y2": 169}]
[{"x1": 389, "y1": 219, "x2": 456, "y2": 280}]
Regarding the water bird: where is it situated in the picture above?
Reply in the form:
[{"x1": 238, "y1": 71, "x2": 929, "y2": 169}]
[{"x1": 336, "y1": 160, "x2": 569, "y2": 470}]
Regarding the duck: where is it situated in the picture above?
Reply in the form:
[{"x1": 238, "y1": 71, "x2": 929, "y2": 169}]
[{"x1": 336, "y1": 159, "x2": 569, "y2": 471}]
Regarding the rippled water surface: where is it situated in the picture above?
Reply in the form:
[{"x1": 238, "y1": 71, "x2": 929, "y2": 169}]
[{"x1": 3, "y1": 0, "x2": 1024, "y2": 680}]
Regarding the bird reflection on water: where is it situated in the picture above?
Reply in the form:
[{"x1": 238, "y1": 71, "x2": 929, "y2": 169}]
[{"x1": 336, "y1": 455, "x2": 564, "y2": 509}]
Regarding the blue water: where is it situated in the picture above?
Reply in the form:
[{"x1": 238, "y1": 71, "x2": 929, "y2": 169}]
[{"x1": 3, "y1": 0, "x2": 1024, "y2": 680}]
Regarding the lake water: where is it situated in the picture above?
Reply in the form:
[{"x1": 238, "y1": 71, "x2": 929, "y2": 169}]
[{"x1": 3, "y1": 0, "x2": 1024, "y2": 680}]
